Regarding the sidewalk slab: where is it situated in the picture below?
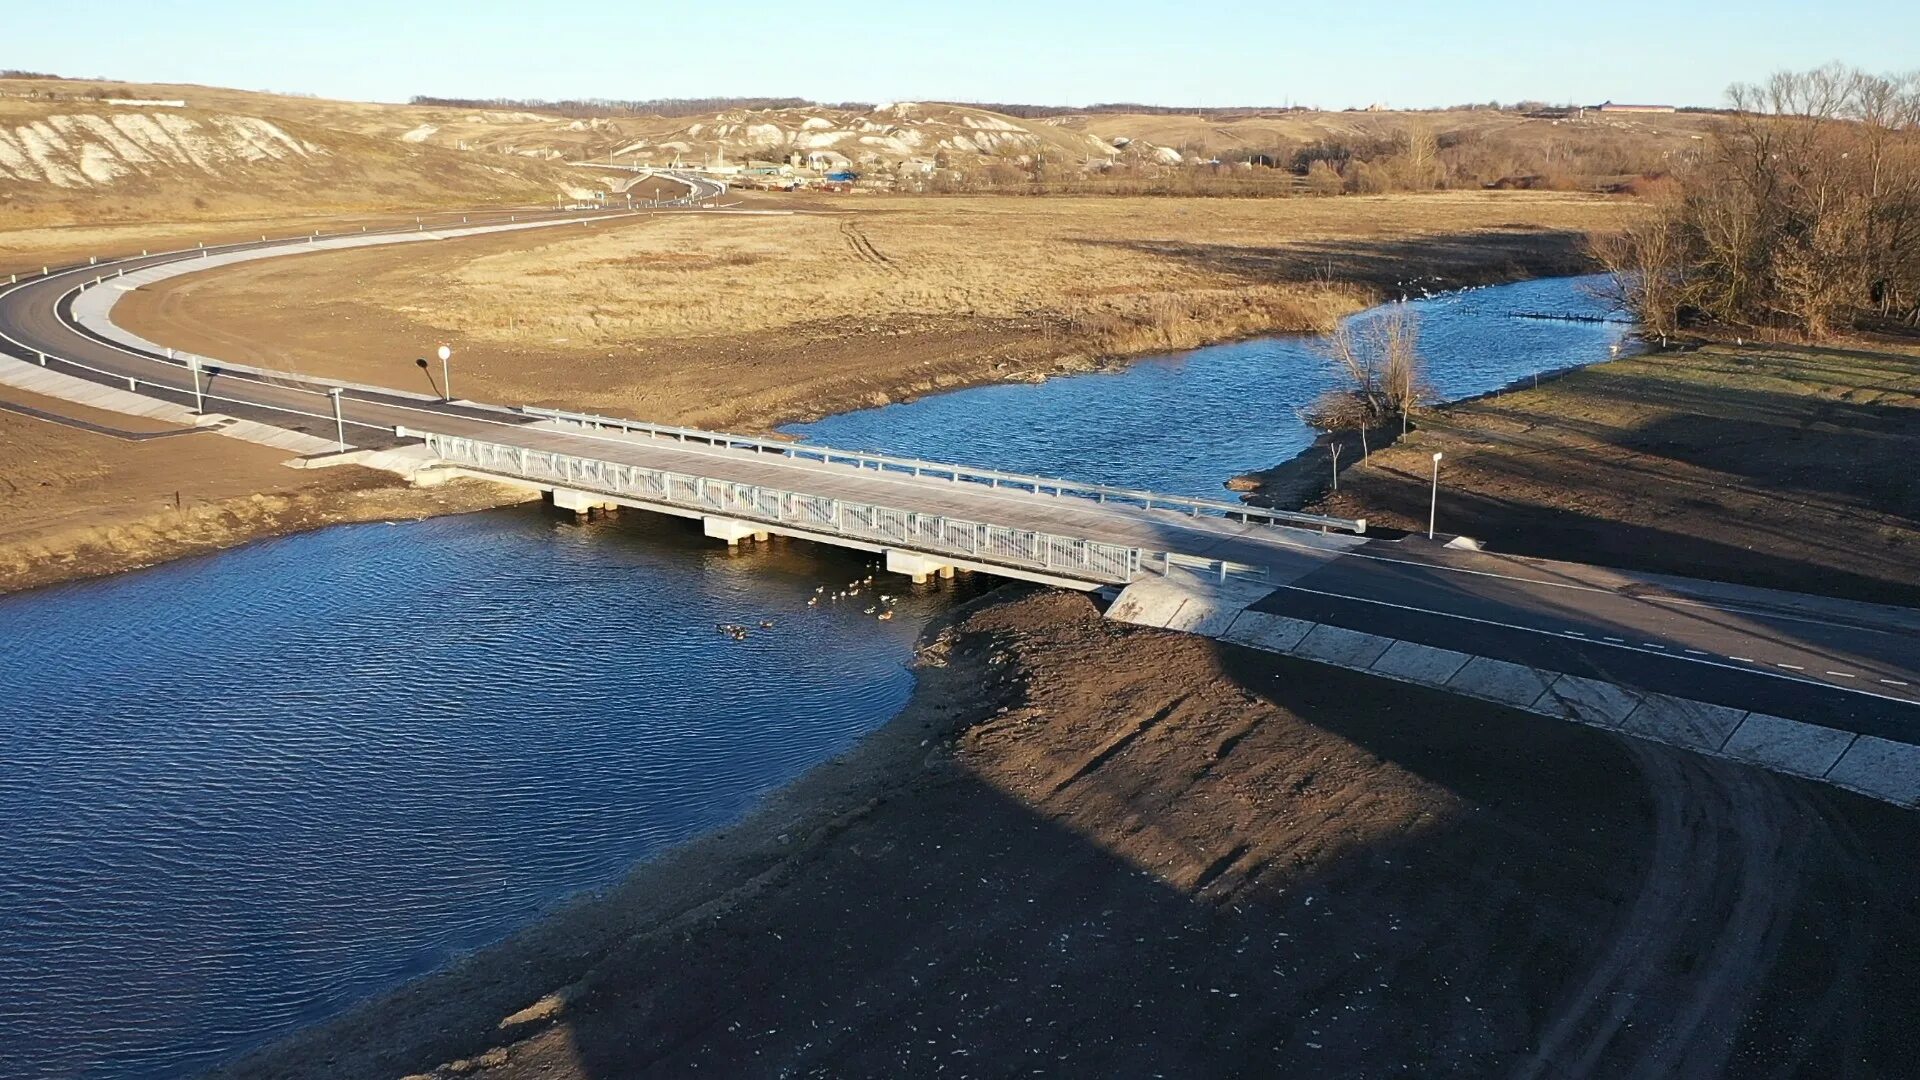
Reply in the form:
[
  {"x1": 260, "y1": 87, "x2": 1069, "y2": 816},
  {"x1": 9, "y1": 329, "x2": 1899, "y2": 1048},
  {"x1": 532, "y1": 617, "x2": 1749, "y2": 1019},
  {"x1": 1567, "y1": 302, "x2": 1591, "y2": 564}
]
[{"x1": 1722, "y1": 713, "x2": 1857, "y2": 778}]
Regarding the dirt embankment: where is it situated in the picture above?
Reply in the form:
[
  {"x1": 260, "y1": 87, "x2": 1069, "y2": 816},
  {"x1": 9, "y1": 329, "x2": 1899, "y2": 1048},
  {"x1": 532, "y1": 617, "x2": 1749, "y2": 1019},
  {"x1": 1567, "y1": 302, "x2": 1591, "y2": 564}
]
[
  {"x1": 0, "y1": 385, "x2": 532, "y2": 595},
  {"x1": 1243, "y1": 341, "x2": 1920, "y2": 606},
  {"x1": 110, "y1": 191, "x2": 1626, "y2": 433},
  {"x1": 217, "y1": 588, "x2": 1920, "y2": 1079}
]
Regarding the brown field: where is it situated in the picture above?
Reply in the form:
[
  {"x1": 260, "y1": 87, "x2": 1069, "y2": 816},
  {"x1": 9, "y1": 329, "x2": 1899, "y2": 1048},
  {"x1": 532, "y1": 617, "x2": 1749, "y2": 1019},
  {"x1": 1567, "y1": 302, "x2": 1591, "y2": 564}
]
[
  {"x1": 115, "y1": 190, "x2": 1633, "y2": 431},
  {"x1": 1287, "y1": 341, "x2": 1920, "y2": 605},
  {"x1": 0, "y1": 384, "x2": 527, "y2": 594}
]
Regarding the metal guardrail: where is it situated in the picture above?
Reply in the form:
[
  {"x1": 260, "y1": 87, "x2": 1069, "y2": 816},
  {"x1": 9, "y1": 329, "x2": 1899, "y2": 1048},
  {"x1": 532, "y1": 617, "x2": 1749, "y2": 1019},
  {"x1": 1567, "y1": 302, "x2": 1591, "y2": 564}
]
[
  {"x1": 408, "y1": 429, "x2": 1147, "y2": 584},
  {"x1": 522, "y1": 406, "x2": 1367, "y2": 535}
]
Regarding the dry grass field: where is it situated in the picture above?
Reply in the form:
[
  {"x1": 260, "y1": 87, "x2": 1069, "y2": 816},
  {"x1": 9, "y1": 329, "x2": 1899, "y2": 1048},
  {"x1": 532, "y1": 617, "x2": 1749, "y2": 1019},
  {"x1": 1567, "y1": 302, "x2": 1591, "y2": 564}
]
[
  {"x1": 116, "y1": 190, "x2": 1633, "y2": 430},
  {"x1": 1300, "y1": 341, "x2": 1920, "y2": 604}
]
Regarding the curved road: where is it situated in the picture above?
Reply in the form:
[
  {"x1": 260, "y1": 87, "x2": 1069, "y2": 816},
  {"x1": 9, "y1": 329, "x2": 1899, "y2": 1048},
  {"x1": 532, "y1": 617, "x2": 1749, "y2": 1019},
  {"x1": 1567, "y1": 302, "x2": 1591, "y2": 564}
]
[{"x1": 3, "y1": 201, "x2": 1918, "y2": 757}]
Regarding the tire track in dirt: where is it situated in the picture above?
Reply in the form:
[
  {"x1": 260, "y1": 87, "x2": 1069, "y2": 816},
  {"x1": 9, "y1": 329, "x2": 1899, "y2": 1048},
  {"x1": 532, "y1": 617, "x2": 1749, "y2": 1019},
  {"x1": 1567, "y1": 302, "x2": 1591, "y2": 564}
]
[
  {"x1": 1514, "y1": 741, "x2": 1819, "y2": 1079},
  {"x1": 840, "y1": 220, "x2": 901, "y2": 274}
]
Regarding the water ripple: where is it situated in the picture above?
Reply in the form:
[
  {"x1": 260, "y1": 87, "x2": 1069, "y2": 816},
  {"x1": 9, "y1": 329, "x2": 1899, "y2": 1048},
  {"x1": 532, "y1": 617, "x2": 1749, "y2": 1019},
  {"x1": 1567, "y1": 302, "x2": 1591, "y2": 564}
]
[{"x1": 0, "y1": 511, "x2": 977, "y2": 1079}]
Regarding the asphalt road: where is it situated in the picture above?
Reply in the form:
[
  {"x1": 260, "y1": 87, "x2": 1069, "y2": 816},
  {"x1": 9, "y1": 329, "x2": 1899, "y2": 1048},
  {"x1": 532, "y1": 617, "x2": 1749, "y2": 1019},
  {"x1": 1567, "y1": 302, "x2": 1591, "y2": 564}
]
[{"x1": 4, "y1": 200, "x2": 1917, "y2": 736}]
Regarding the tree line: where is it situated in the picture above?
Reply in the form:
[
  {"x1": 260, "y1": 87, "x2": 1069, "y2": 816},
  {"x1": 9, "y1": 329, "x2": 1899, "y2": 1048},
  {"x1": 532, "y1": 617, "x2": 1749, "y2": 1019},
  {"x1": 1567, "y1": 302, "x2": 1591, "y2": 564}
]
[{"x1": 1598, "y1": 65, "x2": 1920, "y2": 337}]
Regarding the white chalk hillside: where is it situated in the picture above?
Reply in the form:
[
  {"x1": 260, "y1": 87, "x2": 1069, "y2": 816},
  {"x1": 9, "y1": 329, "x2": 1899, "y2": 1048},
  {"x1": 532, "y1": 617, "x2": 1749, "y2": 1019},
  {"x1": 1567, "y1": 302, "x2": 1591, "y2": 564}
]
[
  {"x1": 605, "y1": 102, "x2": 1123, "y2": 169},
  {"x1": 0, "y1": 112, "x2": 324, "y2": 188}
]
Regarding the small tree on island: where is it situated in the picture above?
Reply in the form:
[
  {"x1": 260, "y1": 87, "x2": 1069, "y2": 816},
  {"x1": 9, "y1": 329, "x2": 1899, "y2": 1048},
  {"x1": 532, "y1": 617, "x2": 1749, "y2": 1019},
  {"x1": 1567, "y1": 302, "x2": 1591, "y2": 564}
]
[{"x1": 1301, "y1": 307, "x2": 1432, "y2": 464}]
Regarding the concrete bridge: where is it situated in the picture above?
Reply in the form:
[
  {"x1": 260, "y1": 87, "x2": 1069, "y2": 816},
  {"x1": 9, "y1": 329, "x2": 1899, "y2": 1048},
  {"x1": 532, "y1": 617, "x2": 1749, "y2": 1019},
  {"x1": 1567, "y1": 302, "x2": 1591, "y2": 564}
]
[{"x1": 4, "y1": 208, "x2": 1920, "y2": 807}]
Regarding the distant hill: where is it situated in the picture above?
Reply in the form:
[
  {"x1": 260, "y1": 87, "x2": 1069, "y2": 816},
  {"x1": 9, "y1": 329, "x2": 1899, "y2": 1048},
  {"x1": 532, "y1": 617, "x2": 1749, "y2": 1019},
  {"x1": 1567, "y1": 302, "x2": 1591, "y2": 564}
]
[
  {"x1": 0, "y1": 75, "x2": 1707, "y2": 221},
  {"x1": 0, "y1": 77, "x2": 605, "y2": 226}
]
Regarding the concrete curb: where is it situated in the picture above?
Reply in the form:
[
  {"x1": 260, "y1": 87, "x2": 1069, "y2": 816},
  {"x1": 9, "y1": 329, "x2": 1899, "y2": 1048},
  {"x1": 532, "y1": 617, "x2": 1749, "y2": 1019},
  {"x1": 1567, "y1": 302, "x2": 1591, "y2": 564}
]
[{"x1": 1109, "y1": 585, "x2": 1919, "y2": 810}]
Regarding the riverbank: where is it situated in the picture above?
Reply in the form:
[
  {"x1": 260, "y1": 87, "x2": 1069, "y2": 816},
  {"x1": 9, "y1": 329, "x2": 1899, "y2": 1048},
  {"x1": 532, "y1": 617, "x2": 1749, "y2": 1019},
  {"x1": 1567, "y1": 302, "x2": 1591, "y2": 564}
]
[
  {"x1": 1258, "y1": 340, "x2": 1920, "y2": 606},
  {"x1": 0, "y1": 383, "x2": 533, "y2": 595},
  {"x1": 218, "y1": 586, "x2": 1920, "y2": 1078},
  {"x1": 110, "y1": 191, "x2": 1628, "y2": 432}
]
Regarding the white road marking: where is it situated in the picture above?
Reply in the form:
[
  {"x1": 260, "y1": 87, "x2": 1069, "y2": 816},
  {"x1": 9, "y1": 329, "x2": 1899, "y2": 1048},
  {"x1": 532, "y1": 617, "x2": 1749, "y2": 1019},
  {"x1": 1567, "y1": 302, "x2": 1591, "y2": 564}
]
[
  {"x1": 1730, "y1": 657, "x2": 1756, "y2": 663},
  {"x1": 1603, "y1": 636, "x2": 1625, "y2": 643},
  {"x1": 1827, "y1": 671, "x2": 1856, "y2": 678},
  {"x1": 1777, "y1": 663, "x2": 1805, "y2": 670},
  {"x1": 1884, "y1": 679, "x2": 1911, "y2": 687},
  {"x1": 1265, "y1": 582, "x2": 1920, "y2": 706},
  {"x1": 1685, "y1": 649, "x2": 1710, "y2": 656},
  {"x1": 1642, "y1": 642, "x2": 1666, "y2": 649}
]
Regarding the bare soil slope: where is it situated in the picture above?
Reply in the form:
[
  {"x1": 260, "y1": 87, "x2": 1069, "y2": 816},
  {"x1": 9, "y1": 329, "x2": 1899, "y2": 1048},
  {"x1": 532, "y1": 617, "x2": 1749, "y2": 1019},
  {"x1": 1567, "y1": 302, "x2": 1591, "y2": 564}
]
[{"x1": 218, "y1": 589, "x2": 1920, "y2": 1079}]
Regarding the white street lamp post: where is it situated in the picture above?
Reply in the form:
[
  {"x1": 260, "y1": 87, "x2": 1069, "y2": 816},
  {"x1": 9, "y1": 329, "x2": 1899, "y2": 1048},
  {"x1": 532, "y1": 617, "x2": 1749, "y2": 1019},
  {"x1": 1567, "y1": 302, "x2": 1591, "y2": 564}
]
[
  {"x1": 329, "y1": 387, "x2": 346, "y2": 451},
  {"x1": 1428, "y1": 452, "x2": 1444, "y2": 540},
  {"x1": 437, "y1": 344, "x2": 453, "y2": 401},
  {"x1": 187, "y1": 356, "x2": 204, "y2": 414}
]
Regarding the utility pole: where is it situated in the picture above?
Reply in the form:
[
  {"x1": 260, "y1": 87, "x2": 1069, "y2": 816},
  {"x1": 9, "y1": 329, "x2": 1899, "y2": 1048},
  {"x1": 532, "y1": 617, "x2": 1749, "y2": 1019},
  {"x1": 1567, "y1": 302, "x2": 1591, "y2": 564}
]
[{"x1": 329, "y1": 387, "x2": 347, "y2": 451}]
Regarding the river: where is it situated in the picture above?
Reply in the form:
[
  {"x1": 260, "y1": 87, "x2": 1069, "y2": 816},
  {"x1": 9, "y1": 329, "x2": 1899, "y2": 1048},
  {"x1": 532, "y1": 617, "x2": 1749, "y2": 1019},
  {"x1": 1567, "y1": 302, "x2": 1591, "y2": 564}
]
[
  {"x1": 786, "y1": 274, "x2": 1632, "y2": 497},
  {"x1": 0, "y1": 274, "x2": 1630, "y2": 1078}
]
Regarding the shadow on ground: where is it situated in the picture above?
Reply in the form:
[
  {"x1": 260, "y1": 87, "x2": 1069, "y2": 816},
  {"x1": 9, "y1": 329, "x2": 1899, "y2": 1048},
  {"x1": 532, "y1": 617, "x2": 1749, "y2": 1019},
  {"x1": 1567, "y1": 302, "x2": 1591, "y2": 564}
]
[{"x1": 236, "y1": 592, "x2": 1920, "y2": 1079}]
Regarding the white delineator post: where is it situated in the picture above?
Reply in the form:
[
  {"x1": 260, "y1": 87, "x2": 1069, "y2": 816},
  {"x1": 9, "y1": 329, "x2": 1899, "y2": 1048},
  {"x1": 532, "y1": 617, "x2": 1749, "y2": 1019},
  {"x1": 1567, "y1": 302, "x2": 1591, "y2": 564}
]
[
  {"x1": 1429, "y1": 452, "x2": 1443, "y2": 540},
  {"x1": 329, "y1": 387, "x2": 347, "y2": 450}
]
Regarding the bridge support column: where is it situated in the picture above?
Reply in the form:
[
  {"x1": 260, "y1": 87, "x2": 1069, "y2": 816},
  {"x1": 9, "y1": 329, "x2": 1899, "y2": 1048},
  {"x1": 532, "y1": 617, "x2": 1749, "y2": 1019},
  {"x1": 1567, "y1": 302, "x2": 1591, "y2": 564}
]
[
  {"x1": 702, "y1": 516, "x2": 761, "y2": 546},
  {"x1": 886, "y1": 550, "x2": 954, "y2": 585},
  {"x1": 552, "y1": 488, "x2": 615, "y2": 517}
]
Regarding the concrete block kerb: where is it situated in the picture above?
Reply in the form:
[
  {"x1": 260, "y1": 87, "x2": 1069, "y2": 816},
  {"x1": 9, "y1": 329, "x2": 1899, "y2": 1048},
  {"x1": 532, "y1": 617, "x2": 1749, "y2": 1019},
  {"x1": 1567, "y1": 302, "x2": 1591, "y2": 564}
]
[
  {"x1": 1447, "y1": 656, "x2": 1558, "y2": 708},
  {"x1": 1369, "y1": 640, "x2": 1474, "y2": 685},
  {"x1": 1721, "y1": 713, "x2": 1858, "y2": 778},
  {"x1": 1827, "y1": 737, "x2": 1920, "y2": 805},
  {"x1": 1292, "y1": 624, "x2": 1395, "y2": 668},
  {"x1": 1615, "y1": 693, "x2": 1748, "y2": 751},
  {"x1": 1537, "y1": 675, "x2": 1642, "y2": 728},
  {"x1": 1220, "y1": 611, "x2": 1317, "y2": 653}
]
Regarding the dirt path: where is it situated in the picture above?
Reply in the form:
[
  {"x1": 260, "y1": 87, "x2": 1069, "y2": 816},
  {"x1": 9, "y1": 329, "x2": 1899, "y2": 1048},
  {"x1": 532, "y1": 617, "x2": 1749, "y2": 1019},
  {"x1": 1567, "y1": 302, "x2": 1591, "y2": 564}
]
[{"x1": 1518, "y1": 744, "x2": 1818, "y2": 1079}]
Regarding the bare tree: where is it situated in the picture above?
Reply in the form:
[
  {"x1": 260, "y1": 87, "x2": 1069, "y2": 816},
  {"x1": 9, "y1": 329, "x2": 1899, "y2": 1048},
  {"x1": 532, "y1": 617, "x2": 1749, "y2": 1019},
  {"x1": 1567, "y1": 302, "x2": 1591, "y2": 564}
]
[
  {"x1": 1595, "y1": 64, "x2": 1920, "y2": 337},
  {"x1": 1303, "y1": 307, "x2": 1430, "y2": 461}
]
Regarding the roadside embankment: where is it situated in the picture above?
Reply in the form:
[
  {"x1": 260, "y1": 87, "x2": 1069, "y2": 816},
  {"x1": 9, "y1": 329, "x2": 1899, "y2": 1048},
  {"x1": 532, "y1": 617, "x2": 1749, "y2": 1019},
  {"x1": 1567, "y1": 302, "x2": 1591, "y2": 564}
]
[
  {"x1": 0, "y1": 384, "x2": 532, "y2": 595},
  {"x1": 108, "y1": 191, "x2": 1628, "y2": 432},
  {"x1": 1240, "y1": 341, "x2": 1920, "y2": 606},
  {"x1": 217, "y1": 587, "x2": 1920, "y2": 1078}
]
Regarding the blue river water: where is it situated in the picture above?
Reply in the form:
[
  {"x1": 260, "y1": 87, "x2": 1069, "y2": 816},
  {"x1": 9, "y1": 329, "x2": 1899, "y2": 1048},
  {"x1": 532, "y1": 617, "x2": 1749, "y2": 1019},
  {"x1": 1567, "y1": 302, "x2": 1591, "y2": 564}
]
[
  {"x1": 0, "y1": 512, "x2": 981, "y2": 1078},
  {"x1": 0, "y1": 275, "x2": 1627, "y2": 1078},
  {"x1": 786, "y1": 274, "x2": 1631, "y2": 497}
]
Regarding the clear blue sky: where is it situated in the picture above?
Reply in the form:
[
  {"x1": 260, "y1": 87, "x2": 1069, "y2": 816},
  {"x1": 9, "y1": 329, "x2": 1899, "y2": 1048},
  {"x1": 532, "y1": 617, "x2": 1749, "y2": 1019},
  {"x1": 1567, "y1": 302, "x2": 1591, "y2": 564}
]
[{"x1": 9, "y1": 0, "x2": 1917, "y2": 109}]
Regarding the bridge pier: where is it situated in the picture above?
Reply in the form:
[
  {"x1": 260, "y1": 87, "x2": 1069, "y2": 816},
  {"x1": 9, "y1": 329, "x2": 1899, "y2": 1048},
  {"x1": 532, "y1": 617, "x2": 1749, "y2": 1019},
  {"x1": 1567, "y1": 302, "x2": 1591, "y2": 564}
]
[
  {"x1": 552, "y1": 488, "x2": 616, "y2": 517},
  {"x1": 702, "y1": 516, "x2": 766, "y2": 546},
  {"x1": 885, "y1": 549, "x2": 955, "y2": 584}
]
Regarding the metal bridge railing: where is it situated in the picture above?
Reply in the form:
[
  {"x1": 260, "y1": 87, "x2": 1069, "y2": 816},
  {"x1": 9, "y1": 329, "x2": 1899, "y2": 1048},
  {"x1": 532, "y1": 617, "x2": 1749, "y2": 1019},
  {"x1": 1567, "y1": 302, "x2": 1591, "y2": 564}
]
[
  {"x1": 408, "y1": 429, "x2": 1146, "y2": 584},
  {"x1": 522, "y1": 406, "x2": 1367, "y2": 535}
]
